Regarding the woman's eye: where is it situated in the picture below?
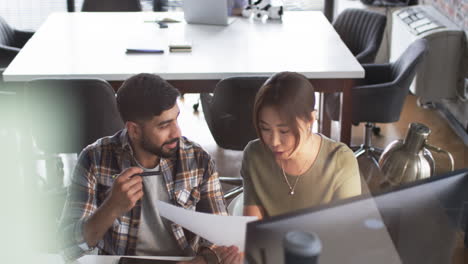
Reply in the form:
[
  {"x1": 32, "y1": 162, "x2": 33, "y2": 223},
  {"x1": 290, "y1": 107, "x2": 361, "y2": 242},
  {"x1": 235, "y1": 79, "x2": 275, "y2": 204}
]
[
  {"x1": 260, "y1": 127, "x2": 270, "y2": 131},
  {"x1": 280, "y1": 130, "x2": 290, "y2": 134}
]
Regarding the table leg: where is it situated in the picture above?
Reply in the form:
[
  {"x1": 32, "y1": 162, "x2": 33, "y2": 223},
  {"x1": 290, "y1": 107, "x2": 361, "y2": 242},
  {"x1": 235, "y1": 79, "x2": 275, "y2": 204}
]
[
  {"x1": 340, "y1": 79, "x2": 354, "y2": 146},
  {"x1": 319, "y1": 92, "x2": 331, "y2": 138}
]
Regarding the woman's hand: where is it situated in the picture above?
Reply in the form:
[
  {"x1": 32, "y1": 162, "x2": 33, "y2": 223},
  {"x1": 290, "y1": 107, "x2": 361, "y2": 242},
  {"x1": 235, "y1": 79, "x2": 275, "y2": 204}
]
[
  {"x1": 243, "y1": 205, "x2": 264, "y2": 220},
  {"x1": 214, "y1": 246, "x2": 243, "y2": 264},
  {"x1": 178, "y1": 246, "x2": 244, "y2": 264}
]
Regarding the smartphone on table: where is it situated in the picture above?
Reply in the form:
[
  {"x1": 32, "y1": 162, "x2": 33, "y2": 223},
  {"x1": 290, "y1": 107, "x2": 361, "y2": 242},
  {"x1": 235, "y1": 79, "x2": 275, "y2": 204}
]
[{"x1": 118, "y1": 257, "x2": 179, "y2": 264}]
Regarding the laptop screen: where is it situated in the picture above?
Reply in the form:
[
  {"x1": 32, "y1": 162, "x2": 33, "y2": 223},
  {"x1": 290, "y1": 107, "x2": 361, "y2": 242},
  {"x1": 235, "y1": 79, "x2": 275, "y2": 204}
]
[{"x1": 245, "y1": 169, "x2": 468, "y2": 264}]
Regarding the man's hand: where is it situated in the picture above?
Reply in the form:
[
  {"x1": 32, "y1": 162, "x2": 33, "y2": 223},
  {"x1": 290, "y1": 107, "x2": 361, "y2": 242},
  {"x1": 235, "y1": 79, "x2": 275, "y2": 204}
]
[
  {"x1": 105, "y1": 167, "x2": 144, "y2": 217},
  {"x1": 178, "y1": 246, "x2": 243, "y2": 264},
  {"x1": 83, "y1": 167, "x2": 144, "y2": 247}
]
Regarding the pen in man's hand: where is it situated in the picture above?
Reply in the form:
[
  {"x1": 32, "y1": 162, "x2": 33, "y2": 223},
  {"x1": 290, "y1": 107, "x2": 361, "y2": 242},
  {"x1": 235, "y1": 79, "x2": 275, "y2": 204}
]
[{"x1": 112, "y1": 171, "x2": 161, "y2": 179}]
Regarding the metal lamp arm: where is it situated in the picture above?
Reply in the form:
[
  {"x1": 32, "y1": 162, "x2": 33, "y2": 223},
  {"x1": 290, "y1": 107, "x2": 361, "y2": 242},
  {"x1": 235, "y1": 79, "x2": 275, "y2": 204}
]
[{"x1": 425, "y1": 143, "x2": 455, "y2": 172}]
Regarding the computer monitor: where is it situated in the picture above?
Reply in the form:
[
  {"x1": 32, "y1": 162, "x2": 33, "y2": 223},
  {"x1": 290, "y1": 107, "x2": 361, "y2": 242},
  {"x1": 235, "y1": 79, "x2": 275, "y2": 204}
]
[{"x1": 245, "y1": 169, "x2": 468, "y2": 264}]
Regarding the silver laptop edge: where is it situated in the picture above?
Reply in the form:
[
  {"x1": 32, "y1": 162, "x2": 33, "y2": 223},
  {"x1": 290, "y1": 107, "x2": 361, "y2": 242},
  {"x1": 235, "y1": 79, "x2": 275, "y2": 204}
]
[{"x1": 183, "y1": 0, "x2": 236, "y2": 26}]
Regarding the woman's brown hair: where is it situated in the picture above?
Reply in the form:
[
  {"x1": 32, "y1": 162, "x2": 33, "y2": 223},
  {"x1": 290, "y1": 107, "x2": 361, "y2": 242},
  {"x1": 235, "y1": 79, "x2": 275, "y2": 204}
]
[{"x1": 253, "y1": 72, "x2": 316, "y2": 152}]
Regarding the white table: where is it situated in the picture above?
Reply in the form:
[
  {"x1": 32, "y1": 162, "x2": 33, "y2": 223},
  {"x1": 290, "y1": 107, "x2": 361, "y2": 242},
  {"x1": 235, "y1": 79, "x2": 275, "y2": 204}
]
[
  {"x1": 3, "y1": 11, "x2": 364, "y2": 144},
  {"x1": 40, "y1": 254, "x2": 192, "y2": 264}
]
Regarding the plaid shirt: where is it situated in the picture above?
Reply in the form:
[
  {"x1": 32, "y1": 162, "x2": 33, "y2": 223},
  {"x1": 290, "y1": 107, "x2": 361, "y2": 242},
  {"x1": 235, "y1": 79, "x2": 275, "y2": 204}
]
[{"x1": 59, "y1": 129, "x2": 227, "y2": 261}]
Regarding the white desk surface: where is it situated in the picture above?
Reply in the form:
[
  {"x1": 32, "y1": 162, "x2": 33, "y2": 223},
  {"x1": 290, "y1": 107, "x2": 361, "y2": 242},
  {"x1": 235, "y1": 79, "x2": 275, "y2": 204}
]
[
  {"x1": 3, "y1": 11, "x2": 364, "y2": 82},
  {"x1": 41, "y1": 254, "x2": 192, "y2": 264}
]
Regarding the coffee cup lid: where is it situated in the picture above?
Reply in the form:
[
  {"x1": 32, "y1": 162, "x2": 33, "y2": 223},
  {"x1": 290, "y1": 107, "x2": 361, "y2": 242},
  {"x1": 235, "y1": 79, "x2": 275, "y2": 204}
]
[{"x1": 283, "y1": 231, "x2": 322, "y2": 257}]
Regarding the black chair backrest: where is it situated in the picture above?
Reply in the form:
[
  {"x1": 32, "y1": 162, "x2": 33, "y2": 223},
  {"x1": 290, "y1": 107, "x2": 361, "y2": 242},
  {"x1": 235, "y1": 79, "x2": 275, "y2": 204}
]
[
  {"x1": 352, "y1": 39, "x2": 428, "y2": 124},
  {"x1": 82, "y1": 0, "x2": 142, "y2": 12},
  {"x1": 153, "y1": 0, "x2": 169, "y2": 11},
  {"x1": 391, "y1": 39, "x2": 428, "y2": 88},
  {"x1": 0, "y1": 16, "x2": 15, "y2": 46},
  {"x1": 200, "y1": 76, "x2": 268, "y2": 151},
  {"x1": 333, "y1": 8, "x2": 387, "y2": 63},
  {"x1": 25, "y1": 79, "x2": 124, "y2": 154}
]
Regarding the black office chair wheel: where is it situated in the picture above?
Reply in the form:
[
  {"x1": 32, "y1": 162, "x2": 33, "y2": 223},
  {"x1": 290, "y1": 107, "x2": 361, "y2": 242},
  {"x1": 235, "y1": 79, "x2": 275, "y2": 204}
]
[
  {"x1": 372, "y1": 126, "x2": 381, "y2": 136},
  {"x1": 416, "y1": 97, "x2": 436, "y2": 109}
]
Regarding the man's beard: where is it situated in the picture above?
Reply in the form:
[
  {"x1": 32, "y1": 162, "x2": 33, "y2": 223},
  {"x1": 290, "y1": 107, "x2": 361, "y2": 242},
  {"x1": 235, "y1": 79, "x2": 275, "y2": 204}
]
[{"x1": 140, "y1": 134, "x2": 179, "y2": 158}]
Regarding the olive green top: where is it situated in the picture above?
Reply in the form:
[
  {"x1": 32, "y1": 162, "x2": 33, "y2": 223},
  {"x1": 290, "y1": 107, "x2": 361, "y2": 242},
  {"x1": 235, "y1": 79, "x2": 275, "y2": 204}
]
[{"x1": 241, "y1": 135, "x2": 361, "y2": 217}]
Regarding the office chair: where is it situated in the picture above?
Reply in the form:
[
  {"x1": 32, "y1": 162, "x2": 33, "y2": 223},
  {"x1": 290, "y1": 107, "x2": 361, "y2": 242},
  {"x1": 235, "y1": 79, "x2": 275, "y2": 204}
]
[
  {"x1": 200, "y1": 76, "x2": 267, "y2": 198},
  {"x1": 227, "y1": 191, "x2": 244, "y2": 216},
  {"x1": 153, "y1": 0, "x2": 169, "y2": 11},
  {"x1": 81, "y1": 0, "x2": 142, "y2": 12},
  {"x1": 24, "y1": 79, "x2": 124, "y2": 187},
  {"x1": 333, "y1": 8, "x2": 387, "y2": 64},
  {"x1": 325, "y1": 8, "x2": 388, "y2": 136},
  {"x1": 0, "y1": 16, "x2": 34, "y2": 69},
  {"x1": 327, "y1": 39, "x2": 428, "y2": 181}
]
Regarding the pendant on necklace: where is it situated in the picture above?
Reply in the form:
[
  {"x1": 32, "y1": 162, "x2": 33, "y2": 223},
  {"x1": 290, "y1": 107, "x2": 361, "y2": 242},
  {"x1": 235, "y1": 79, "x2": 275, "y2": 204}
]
[{"x1": 289, "y1": 191, "x2": 294, "y2": 195}]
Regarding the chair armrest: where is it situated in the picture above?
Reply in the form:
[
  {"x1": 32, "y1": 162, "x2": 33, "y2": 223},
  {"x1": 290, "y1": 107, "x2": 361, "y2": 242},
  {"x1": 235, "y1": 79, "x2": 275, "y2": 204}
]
[
  {"x1": 356, "y1": 45, "x2": 379, "y2": 64},
  {"x1": 0, "y1": 45, "x2": 20, "y2": 53},
  {"x1": 0, "y1": 45, "x2": 20, "y2": 68},
  {"x1": 361, "y1": 63, "x2": 393, "y2": 85},
  {"x1": 351, "y1": 82, "x2": 406, "y2": 124},
  {"x1": 219, "y1": 177, "x2": 243, "y2": 185},
  {"x1": 14, "y1": 29, "x2": 34, "y2": 48}
]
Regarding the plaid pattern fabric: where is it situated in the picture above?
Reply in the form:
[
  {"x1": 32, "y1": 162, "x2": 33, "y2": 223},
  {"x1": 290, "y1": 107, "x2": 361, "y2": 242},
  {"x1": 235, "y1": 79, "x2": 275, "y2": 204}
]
[{"x1": 58, "y1": 129, "x2": 227, "y2": 261}]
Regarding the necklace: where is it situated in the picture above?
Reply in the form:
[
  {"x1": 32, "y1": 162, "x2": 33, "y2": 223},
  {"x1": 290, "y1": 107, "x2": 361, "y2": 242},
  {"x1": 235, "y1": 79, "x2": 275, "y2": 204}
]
[
  {"x1": 280, "y1": 159, "x2": 309, "y2": 196},
  {"x1": 279, "y1": 134, "x2": 316, "y2": 195}
]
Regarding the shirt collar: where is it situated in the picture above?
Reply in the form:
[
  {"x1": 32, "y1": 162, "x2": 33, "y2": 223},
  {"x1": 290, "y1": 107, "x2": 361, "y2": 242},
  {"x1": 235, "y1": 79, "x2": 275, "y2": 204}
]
[{"x1": 119, "y1": 128, "x2": 135, "y2": 156}]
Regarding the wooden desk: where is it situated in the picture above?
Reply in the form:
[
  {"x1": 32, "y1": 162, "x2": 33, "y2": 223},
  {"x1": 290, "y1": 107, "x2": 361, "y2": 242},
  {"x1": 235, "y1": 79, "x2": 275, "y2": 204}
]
[{"x1": 3, "y1": 11, "x2": 364, "y2": 144}]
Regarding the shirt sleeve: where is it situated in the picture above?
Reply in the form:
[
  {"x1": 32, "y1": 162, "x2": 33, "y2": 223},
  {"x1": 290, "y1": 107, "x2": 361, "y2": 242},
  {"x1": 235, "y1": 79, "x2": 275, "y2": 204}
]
[
  {"x1": 57, "y1": 148, "x2": 101, "y2": 261},
  {"x1": 241, "y1": 144, "x2": 261, "y2": 206},
  {"x1": 197, "y1": 154, "x2": 228, "y2": 216},
  {"x1": 196, "y1": 153, "x2": 228, "y2": 250},
  {"x1": 333, "y1": 147, "x2": 362, "y2": 200}
]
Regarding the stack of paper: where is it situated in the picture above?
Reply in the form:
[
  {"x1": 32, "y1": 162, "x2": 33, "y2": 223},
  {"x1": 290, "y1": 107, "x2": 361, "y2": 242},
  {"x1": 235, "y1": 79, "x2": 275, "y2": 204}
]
[{"x1": 157, "y1": 201, "x2": 257, "y2": 250}]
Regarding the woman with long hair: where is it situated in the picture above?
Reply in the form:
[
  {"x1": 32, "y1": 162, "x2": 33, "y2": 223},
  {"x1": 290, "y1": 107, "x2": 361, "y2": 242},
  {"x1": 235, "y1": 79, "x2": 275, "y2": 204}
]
[{"x1": 242, "y1": 72, "x2": 361, "y2": 219}]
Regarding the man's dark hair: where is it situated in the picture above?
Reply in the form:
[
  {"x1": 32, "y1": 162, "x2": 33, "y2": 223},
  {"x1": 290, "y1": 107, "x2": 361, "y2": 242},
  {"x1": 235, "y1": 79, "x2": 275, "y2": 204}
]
[{"x1": 116, "y1": 73, "x2": 180, "y2": 122}]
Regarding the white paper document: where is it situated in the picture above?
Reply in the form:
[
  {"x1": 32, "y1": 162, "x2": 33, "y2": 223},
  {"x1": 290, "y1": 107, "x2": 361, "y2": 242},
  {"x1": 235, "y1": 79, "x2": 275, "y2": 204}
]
[{"x1": 157, "y1": 201, "x2": 257, "y2": 250}]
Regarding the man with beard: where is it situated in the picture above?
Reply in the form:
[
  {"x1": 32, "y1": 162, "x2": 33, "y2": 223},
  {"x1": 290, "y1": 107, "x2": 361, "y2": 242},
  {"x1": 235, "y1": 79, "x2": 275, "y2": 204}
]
[{"x1": 59, "y1": 73, "x2": 242, "y2": 264}]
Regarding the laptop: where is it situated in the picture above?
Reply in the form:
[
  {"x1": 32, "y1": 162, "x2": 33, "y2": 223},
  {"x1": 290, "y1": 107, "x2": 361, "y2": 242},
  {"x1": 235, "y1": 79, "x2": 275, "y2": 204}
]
[
  {"x1": 183, "y1": 0, "x2": 236, "y2": 26},
  {"x1": 245, "y1": 169, "x2": 468, "y2": 263}
]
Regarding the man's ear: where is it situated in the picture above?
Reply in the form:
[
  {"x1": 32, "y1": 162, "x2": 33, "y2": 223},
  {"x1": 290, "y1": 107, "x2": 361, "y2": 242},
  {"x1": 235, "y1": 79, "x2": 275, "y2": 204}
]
[{"x1": 126, "y1": 121, "x2": 141, "y2": 141}]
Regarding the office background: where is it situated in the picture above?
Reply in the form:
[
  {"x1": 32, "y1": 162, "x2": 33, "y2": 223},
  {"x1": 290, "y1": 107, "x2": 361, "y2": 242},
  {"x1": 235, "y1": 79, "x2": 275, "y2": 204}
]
[{"x1": 0, "y1": 0, "x2": 466, "y2": 263}]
